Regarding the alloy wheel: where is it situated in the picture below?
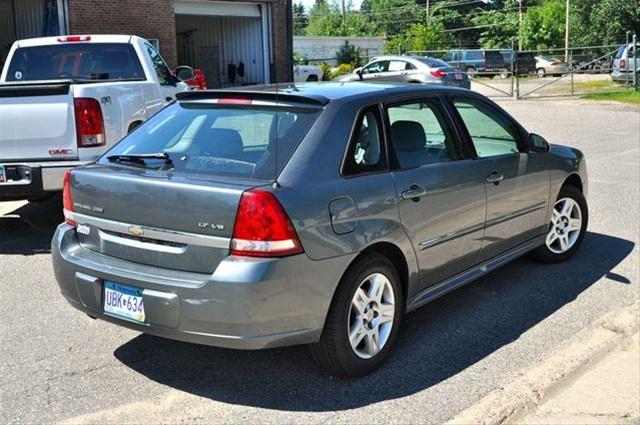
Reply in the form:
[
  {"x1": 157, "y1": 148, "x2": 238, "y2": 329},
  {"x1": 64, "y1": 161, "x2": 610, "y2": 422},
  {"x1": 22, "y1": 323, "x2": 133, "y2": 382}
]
[
  {"x1": 546, "y1": 197, "x2": 582, "y2": 254},
  {"x1": 348, "y1": 273, "x2": 395, "y2": 359}
]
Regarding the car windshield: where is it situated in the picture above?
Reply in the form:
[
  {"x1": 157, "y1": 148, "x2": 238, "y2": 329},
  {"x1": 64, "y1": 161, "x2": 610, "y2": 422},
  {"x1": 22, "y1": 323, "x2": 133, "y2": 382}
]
[
  {"x1": 5, "y1": 43, "x2": 145, "y2": 82},
  {"x1": 416, "y1": 57, "x2": 449, "y2": 68},
  {"x1": 99, "y1": 101, "x2": 321, "y2": 180}
]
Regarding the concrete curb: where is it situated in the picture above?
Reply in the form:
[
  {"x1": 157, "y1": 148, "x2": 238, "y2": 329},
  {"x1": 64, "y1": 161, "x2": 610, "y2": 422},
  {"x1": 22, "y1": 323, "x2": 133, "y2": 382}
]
[{"x1": 446, "y1": 303, "x2": 640, "y2": 425}]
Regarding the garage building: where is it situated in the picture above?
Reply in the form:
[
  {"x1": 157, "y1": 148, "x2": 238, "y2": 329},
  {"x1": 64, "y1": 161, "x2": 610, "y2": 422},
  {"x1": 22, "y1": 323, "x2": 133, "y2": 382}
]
[{"x1": 0, "y1": 0, "x2": 292, "y2": 86}]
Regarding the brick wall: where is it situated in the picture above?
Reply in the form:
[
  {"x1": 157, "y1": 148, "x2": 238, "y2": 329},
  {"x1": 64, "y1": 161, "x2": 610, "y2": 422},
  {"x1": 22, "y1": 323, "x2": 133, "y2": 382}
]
[{"x1": 67, "y1": 0, "x2": 291, "y2": 82}]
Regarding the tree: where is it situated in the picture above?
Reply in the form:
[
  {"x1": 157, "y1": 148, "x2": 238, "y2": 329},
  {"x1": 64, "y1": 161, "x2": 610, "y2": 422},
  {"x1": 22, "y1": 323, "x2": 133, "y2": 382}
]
[
  {"x1": 360, "y1": 0, "x2": 372, "y2": 13},
  {"x1": 471, "y1": 0, "x2": 518, "y2": 49},
  {"x1": 385, "y1": 21, "x2": 452, "y2": 53},
  {"x1": 521, "y1": 0, "x2": 565, "y2": 50},
  {"x1": 571, "y1": 0, "x2": 640, "y2": 46},
  {"x1": 336, "y1": 40, "x2": 363, "y2": 65},
  {"x1": 293, "y1": 2, "x2": 308, "y2": 36}
]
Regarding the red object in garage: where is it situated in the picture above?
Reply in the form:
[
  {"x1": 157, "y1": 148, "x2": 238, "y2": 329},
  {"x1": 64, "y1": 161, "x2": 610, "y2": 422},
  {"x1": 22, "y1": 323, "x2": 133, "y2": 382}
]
[{"x1": 181, "y1": 68, "x2": 208, "y2": 90}]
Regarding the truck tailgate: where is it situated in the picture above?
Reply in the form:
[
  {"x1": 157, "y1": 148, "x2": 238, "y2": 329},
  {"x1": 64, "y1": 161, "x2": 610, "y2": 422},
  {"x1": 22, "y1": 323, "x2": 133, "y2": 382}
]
[{"x1": 0, "y1": 83, "x2": 77, "y2": 162}]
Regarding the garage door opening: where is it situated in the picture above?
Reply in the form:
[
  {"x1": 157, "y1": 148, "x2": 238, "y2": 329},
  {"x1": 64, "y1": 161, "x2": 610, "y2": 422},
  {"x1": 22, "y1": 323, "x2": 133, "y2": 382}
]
[{"x1": 175, "y1": 1, "x2": 271, "y2": 89}]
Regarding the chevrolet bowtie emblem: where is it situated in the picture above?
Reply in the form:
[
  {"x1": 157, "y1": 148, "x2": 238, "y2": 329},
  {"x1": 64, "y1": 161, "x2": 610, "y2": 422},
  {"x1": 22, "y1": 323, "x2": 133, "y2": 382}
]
[{"x1": 128, "y1": 225, "x2": 144, "y2": 237}]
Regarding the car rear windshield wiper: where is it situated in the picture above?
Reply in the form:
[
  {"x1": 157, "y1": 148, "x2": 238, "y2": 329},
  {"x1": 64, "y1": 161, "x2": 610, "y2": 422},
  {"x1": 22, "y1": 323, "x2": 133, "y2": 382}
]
[{"x1": 107, "y1": 152, "x2": 173, "y2": 168}]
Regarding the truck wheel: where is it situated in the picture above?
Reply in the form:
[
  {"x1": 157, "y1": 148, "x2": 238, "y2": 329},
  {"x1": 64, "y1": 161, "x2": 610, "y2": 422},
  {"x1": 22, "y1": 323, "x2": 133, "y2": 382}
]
[{"x1": 310, "y1": 253, "x2": 403, "y2": 377}]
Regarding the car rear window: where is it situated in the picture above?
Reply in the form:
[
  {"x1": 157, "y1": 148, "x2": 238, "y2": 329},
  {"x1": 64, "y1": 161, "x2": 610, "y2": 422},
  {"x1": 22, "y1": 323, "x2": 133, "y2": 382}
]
[
  {"x1": 5, "y1": 43, "x2": 145, "y2": 82},
  {"x1": 416, "y1": 57, "x2": 449, "y2": 68},
  {"x1": 100, "y1": 101, "x2": 321, "y2": 180}
]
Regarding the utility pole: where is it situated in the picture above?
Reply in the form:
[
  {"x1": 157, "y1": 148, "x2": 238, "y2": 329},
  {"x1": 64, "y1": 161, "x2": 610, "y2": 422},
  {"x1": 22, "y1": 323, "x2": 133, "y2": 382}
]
[
  {"x1": 564, "y1": 0, "x2": 570, "y2": 62},
  {"x1": 341, "y1": 0, "x2": 346, "y2": 24},
  {"x1": 518, "y1": 0, "x2": 523, "y2": 51},
  {"x1": 426, "y1": 0, "x2": 430, "y2": 27}
]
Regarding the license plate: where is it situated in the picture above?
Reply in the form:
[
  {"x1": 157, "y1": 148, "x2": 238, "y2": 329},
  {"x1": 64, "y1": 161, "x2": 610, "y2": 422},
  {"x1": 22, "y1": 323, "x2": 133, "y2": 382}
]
[
  {"x1": 0, "y1": 165, "x2": 6, "y2": 183},
  {"x1": 455, "y1": 72, "x2": 462, "y2": 80},
  {"x1": 104, "y1": 281, "x2": 145, "y2": 322}
]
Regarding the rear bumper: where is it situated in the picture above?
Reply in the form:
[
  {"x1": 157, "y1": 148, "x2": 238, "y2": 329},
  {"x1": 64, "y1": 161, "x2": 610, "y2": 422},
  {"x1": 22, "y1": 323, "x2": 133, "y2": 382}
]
[
  {"x1": 611, "y1": 69, "x2": 638, "y2": 82},
  {"x1": 52, "y1": 224, "x2": 355, "y2": 350},
  {"x1": 0, "y1": 161, "x2": 87, "y2": 201}
]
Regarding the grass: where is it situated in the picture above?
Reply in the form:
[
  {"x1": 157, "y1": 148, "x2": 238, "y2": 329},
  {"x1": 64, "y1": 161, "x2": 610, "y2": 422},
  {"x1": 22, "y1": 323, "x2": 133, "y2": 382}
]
[{"x1": 582, "y1": 90, "x2": 640, "y2": 105}]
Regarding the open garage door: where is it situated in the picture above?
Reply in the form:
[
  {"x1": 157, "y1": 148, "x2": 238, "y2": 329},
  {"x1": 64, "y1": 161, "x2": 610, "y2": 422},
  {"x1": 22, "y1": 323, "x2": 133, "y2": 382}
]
[{"x1": 175, "y1": 1, "x2": 271, "y2": 88}]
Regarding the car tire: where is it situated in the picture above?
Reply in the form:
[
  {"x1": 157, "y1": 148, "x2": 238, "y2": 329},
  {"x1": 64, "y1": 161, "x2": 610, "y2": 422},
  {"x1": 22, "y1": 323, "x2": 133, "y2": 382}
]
[
  {"x1": 310, "y1": 253, "x2": 403, "y2": 377},
  {"x1": 500, "y1": 68, "x2": 510, "y2": 79},
  {"x1": 537, "y1": 68, "x2": 546, "y2": 78},
  {"x1": 306, "y1": 74, "x2": 319, "y2": 82},
  {"x1": 533, "y1": 185, "x2": 588, "y2": 264}
]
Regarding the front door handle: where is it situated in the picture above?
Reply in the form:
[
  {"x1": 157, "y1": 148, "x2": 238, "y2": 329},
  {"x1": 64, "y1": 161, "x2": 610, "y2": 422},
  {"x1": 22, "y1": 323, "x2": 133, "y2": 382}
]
[
  {"x1": 401, "y1": 184, "x2": 427, "y2": 201},
  {"x1": 486, "y1": 170, "x2": 504, "y2": 185},
  {"x1": 165, "y1": 96, "x2": 173, "y2": 102}
]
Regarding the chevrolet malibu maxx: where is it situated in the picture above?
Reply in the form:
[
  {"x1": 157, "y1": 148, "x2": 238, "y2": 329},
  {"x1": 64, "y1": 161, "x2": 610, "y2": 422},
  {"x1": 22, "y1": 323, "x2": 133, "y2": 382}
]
[{"x1": 53, "y1": 83, "x2": 588, "y2": 376}]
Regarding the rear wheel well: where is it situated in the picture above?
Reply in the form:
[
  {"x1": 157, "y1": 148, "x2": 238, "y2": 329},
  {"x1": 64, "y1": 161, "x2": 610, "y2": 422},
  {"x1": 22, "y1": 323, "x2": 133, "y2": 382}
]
[
  {"x1": 562, "y1": 174, "x2": 583, "y2": 192},
  {"x1": 353, "y1": 242, "x2": 409, "y2": 304},
  {"x1": 127, "y1": 121, "x2": 143, "y2": 133}
]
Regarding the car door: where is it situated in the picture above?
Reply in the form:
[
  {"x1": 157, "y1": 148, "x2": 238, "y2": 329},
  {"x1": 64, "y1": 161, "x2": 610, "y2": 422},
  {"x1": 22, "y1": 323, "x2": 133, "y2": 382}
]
[
  {"x1": 360, "y1": 60, "x2": 389, "y2": 81},
  {"x1": 381, "y1": 60, "x2": 411, "y2": 82},
  {"x1": 386, "y1": 97, "x2": 487, "y2": 291},
  {"x1": 449, "y1": 96, "x2": 550, "y2": 261}
]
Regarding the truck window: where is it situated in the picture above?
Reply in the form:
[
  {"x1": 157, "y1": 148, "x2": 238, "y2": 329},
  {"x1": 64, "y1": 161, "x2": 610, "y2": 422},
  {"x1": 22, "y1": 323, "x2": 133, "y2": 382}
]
[
  {"x1": 144, "y1": 43, "x2": 175, "y2": 85},
  {"x1": 5, "y1": 43, "x2": 145, "y2": 82}
]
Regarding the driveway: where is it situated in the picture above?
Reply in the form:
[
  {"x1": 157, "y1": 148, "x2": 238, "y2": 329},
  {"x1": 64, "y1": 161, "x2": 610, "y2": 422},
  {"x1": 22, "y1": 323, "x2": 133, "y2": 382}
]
[{"x1": 0, "y1": 97, "x2": 638, "y2": 423}]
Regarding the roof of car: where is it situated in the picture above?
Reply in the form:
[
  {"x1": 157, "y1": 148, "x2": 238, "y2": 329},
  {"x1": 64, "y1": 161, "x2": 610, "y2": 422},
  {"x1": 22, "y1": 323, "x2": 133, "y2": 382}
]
[{"x1": 177, "y1": 82, "x2": 471, "y2": 105}]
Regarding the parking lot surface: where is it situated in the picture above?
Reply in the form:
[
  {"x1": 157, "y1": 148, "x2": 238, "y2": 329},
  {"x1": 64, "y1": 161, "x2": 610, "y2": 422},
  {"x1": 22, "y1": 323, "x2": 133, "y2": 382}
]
[{"x1": 1, "y1": 97, "x2": 638, "y2": 423}]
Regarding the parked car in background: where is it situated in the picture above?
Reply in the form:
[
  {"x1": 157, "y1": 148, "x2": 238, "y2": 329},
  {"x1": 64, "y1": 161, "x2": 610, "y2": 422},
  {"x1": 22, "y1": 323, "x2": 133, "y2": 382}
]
[
  {"x1": 611, "y1": 43, "x2": 639, "y2": 82},
  {"x1": 0, "y1": 35, "x2": 193, "y2": 201},
  {"x1": 441, "y1": 49, "x2": 504, "y2": 77},
  {"x1": 179, "y1": 67, "x2": 207, "y2": 90},
  {"x1": 338, "y1": 55, "x2": 470, "y2": 89},
  {"x1": 53, "y1": 83, "x2": 588, "y2": 376},
  {"x1": 499, "y1": 50, "x2": 537, "y2": 77},
  {"x1": 294, "y1": 63, "x2": 323, "y2": 82},
  {"x1": 534, "y1": 56, "x2": 570, "y2": 77}
]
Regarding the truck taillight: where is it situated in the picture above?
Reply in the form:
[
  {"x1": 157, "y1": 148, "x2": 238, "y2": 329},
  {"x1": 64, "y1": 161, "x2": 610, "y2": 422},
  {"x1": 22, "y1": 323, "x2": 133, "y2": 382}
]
[
  {"x1": 231, "y1": 189, "x2": 303, "y2": 257},
  {"x1": 74, "y1": 98, "x2": 105, "y2": 148},
  {"x1": 57, "y1": 35, "x2": 91, "y2": 42},
  {"x1": 63, "y1": 170, "x2": 76, "y2": 227}
]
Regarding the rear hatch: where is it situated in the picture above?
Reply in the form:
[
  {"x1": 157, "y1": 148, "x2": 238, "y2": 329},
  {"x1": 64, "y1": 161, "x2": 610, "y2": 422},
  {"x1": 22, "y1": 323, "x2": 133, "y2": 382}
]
[
  {"x1": 67, "y1": 94, "x2": 322, "y2": 274},
  {"x1": 0, "y1": 82, "x2": 77, "y2": 162}
]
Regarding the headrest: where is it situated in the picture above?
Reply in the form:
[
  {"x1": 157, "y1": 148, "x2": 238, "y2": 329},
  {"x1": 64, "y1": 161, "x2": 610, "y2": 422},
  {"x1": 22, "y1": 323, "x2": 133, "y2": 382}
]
[
  {"x1": 390, "y1": 121, "x2": 426, "y2": 151},
  {"x1": 208, "y1": 128, "x2": 243, "y2": 158}
]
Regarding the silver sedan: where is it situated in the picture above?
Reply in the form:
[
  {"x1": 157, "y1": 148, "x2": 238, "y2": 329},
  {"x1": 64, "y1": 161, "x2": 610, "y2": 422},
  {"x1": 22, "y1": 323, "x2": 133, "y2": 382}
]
[{"x1": 338, "y1": 55, "x2": 471, "y2": 89}]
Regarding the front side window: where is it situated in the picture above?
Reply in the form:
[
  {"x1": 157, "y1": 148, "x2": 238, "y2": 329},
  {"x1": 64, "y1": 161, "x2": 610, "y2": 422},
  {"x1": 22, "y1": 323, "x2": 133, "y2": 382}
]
[
  {"x1": 5, "y1": 43, "x2": 145, "y2": 82},
  {"x1": 145, "y1": 43, "x2": 175, "y2": 85},
  {"x1": 362, "y1": 61, "x2": 388, "y2": 74},
  {"x1": 100, "y1": 102, "x2": 321, "y2": 180},
  {"x1": 387, "y1": 100, "x2": 459, "y2": 169},
  {"x1": 342, "y1": 107, "x2": 386, "y2": 176},
  {"x1": 453, "y1": 98, "x2": 521, "y2": 158}
]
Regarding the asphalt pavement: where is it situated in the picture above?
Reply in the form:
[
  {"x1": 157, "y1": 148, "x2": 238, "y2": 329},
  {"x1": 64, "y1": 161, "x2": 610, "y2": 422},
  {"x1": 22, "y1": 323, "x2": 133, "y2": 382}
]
[{"x1": 0, "y1": 97, "x2": 638, "y2": 423}]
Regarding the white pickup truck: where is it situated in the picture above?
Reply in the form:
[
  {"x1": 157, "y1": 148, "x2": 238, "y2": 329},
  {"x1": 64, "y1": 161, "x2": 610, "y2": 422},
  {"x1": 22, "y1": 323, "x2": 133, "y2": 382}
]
[{"x1": 0, "y1": 34, "x2": 193, "y2": 201}]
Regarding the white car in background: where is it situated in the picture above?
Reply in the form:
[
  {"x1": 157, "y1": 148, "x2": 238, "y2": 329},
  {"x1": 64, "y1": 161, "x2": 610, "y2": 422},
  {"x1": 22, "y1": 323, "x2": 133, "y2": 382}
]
[
  {"x1": 535, "y1": 55, "x2": 570, "y2": 77},
  {"x1": 293, "y1": 63, "x2": 323, "y2": 82},
  {"x1": 0, "y1": 34, "x2": 193, "y2": 201},
  {"x1": 611, "y1": 43, "x2": 639, "y2": 82}
]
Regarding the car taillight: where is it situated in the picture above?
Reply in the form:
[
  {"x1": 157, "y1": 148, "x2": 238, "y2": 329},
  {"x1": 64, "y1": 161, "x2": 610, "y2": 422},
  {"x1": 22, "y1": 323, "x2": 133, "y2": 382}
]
[
  {"x1": 62, "y1": 170, "x2": 76, "y2": 227},
  {"x1": 231, "y1": 189, "x2": 303, "y2": 257},
  {"x1": 550, "y1": 61, "x2": 561, "y2": 66},
  {"x1": 430, "y1": 69, "x2": 446, "y2": 78},
  {"x1": 621, "y1": 59, "x2": 626, "y2": 69},
  {"x1": 74, "y1": 98, "x2": 105, "y2": 148}
]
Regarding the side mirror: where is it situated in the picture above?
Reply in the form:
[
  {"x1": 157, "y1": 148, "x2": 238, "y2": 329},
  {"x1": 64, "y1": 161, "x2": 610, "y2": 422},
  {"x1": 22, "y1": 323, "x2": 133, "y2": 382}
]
[
  {"x1": 355, "y1": 68, "x2": 363, "y2": 80},
  {"x1": 529, "y1": 133, "x2": 550, "y2": 153},
  {"x1": 175, "y1": 66, "x2": 195, "y2": 81}
]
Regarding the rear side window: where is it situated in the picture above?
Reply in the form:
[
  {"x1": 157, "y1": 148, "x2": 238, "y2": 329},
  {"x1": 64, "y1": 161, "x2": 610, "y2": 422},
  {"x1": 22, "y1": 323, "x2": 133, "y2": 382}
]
[
  {"x1": 100, "y1": 102, "x2": 321, "y2": 180},
  {"x1": 6, "y1": 43, "x2": 145, "y2": 82},
  {"x1": 466, "y1": 51, "x2": 483, "y2": 61},
  {"x1": 342, "y1": 107, "x2": 386, "y2": 176},
  {"x1": 387, "y1": 100, "x2": 459, "y2": 169},
  {"x1": 417, "y1": 57, "x2": 449, "y2": 68}
]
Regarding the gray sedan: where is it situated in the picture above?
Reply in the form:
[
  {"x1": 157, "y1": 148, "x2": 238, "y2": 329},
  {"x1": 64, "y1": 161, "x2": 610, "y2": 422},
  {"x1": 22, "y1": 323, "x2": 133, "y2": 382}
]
[
  {"x1": 53, "y1": 83, "x2": 588, "y2": 376},
  {"x1": 338, "y1": 55, "x2": 471, "y2": 89}
]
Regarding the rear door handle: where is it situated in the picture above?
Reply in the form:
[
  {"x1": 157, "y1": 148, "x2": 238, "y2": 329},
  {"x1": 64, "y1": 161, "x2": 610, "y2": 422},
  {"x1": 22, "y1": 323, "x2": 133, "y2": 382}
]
[
  {"x1": 401, "y1": 184, "x2": 427, "y2": 200},
  {"x1": 486, "y1": 170, "x2": 504, "y2": 184}
]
